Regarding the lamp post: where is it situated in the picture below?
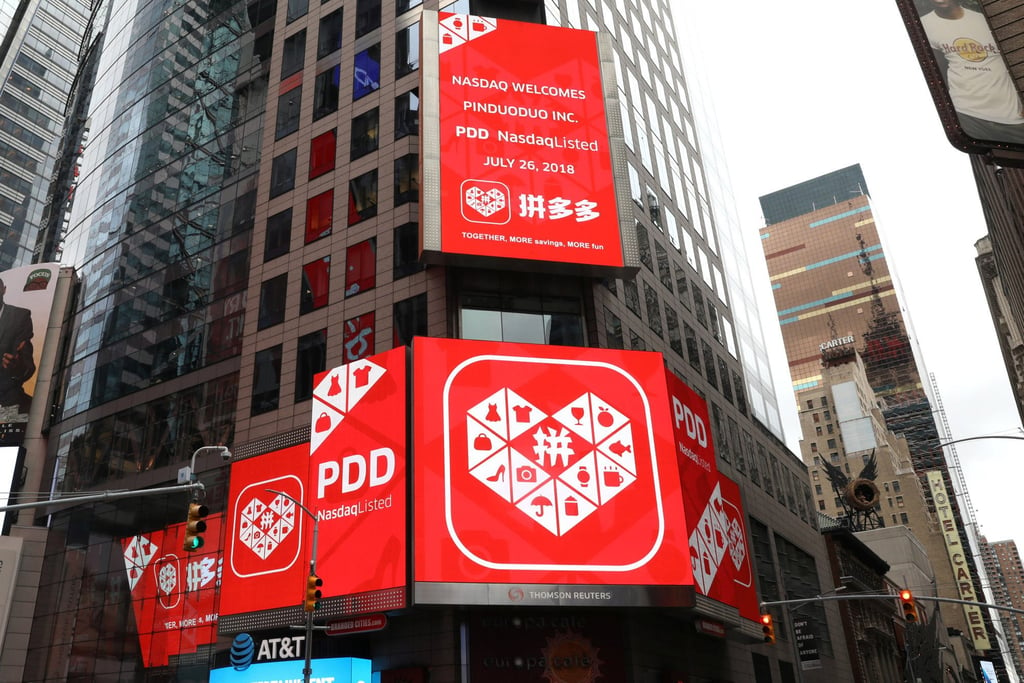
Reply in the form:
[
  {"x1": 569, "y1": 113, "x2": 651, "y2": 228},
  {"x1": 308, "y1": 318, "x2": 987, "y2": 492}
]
[
  {"x1": 181, "y1": 445, "x2": 232, "y2": 484},
  {"x1": 266, "y1": 488, "x2": 319, "y2": 683}
]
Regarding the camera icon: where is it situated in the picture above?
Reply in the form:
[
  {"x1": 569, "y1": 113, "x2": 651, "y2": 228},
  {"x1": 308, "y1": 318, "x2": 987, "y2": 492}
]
[{"x1": 516, "y1": 466, "x2": 536, "y2": 483}]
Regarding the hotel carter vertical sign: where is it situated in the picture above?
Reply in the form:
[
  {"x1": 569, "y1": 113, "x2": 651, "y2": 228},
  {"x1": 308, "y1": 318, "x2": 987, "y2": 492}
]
[{"x1": 421, "y1": 11, "x2": 631, "y2": 273}]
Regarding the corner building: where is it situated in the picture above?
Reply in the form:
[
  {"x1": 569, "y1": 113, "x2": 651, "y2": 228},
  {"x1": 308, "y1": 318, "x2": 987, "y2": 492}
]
[{"x1": 20, "y1": 0, "x2": 849, "y2": 680}]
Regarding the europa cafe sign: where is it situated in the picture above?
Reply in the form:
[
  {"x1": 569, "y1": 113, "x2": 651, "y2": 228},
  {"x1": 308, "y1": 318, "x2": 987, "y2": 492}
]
[{"x1": 419, "y1": 12, "x2": 635, "y2": 275}]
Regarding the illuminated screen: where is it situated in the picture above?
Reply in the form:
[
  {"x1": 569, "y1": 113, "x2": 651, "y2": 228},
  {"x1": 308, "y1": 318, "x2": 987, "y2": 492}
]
[{"x1": 210, "y1": 656, "x2": 372, "y2": 683}]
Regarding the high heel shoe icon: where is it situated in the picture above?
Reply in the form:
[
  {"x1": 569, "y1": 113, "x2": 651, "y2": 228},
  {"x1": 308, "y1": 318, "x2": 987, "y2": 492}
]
[{"x1": 486, "y1": 464, "x2": 505, "y2": 482}]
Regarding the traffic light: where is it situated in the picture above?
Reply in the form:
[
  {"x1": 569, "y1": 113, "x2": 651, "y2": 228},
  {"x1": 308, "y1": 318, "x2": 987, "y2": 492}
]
[
  {"x1": 760, "y1": 613, "x2": 776, "y2": 644},
  {"x1": 303, "y1": 574, "x2": 323, "y2": 612},
  {"x1": 183, "y1": 501, "x2": 209, "y2": 551},
  {"x1": 899, "y1": 589, "x2": 919, "y2": 623}
]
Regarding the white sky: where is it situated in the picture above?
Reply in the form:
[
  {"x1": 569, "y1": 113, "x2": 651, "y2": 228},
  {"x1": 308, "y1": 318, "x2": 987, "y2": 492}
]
[{"x1": 672, "y1": 0, "x2": 1024, "y2": 554}]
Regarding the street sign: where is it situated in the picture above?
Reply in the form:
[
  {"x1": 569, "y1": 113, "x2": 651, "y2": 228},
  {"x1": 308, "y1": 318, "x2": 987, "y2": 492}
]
[{"x1": 325, "y1": 613, "x2": 387, "y2": 637}]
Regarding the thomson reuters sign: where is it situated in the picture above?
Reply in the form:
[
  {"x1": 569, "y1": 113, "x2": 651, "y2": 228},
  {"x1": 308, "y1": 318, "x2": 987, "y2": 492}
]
[{"x1": 420, "y1": 11, "x2": 636, "y2": 275}]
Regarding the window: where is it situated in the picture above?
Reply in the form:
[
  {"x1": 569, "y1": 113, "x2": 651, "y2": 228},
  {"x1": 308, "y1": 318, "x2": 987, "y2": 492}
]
[
  {"x1": 821, "y1": 396, "x2": 829, "y2": 406},
  {"x1": 395, "y1": 89, "x2": 419, "y2": 139},
  {"x1": 692, "y1": 288, "x2": 707, "y2": 327},
  {"x1": 397, "y1": 0, "x2": 421, "y2": 15},
  {"x1": 252, "y1": 345, "x2": 283, "y2": 415},
  {"x1": 396, "y1": 23, "x2": 420, "y2": 78},
  {"x1": 460, "y1": 294, "x2": 583, "y2": 346},
  {"x1": 623, "y1": 279, "x2": 640, "y2": 317},
  {"x1": 900, "y1": 512, "x2": 909, "y2": 524},
  {"x1": 296, "y1": 330, "x2": 327, "y2": 402},
  {"x1": 265, "y1": 209, "x2": 292, "y2": 261},
  {"x1": 309, "y1": 129, "x2": 336, "y2": 179},
  {"x1": 604, "y1": 308, "x2": 623, "y2": 349},
  {"x1": 354, "y1": 45, "x2": 381, "y2": 100},
  {"x1": 892, "y1": 481, "x2": 901, "y2": 493},
  {"x1": 818, "y1": 500, "x2": 826, "y2": 511},
  {"x1": 826, "y1": 438, "x2": 837, "y2": 449},
  {"x1": 394, "y1": 153, "x2": 418, "y2": 205},
  {"x1": 300, "y1": 257, "x2": 331, "y2": 313},
  {"x1": 665, "y1": 307, "x2": 683, "y2": 357},
  {"x1": 343, "y1": 313, "x2": 375, "y2": 362},
  {"x1": 345, "y1": 238, "x2": 377, "y2": 297},
  {"x1": 683, "y1": 322, "x2": 700, "y2": 370},
  {"x1": 806, "y1": 400, "x2": 814, "y2": 409},
  {"x1": 350, "y1": 107, "x2": 379, "y2": 160},
  {"x1": 287, "y1": 0, "x2": 308, "y2": 22},
  {"x1": 675, "y1": 264, "x2": 690, "y2": 309},
  {"x1": 643, "y1": 283, "x2": 661, "y2": 336},
  {"x1": 718, "y1": 357, "x2": 732, "y2": 402},
  {"x1": 313, "y1": 65, "x2": 340, "y2": 120},
  {"x1": 276, "y1": 86, "x2": 302, "y2": 139},
  {"x1": 812, "y1": 413, "x2": 820, "y2": 423},
  {"x1": 393, "y1": 222, "x2": 424, "y2": 279},
  {"x1": 896, "y1": 496, "x2": 904, "y2": 508},
  {"x1": 317, "y1": 9, "x2": 343, "y2": 58},
  {"x1": 355, "y1": 0, "x2": 381, "y2": 36},
  {"x1": 348, "y1": 169, "x2": 378, "y2": 224},
  {"x1": 636, "y1": 222, "x2": 652, "y2": 271},
  {"x1": 655, "y1": 243, "x2": 672, "y2": 290},
  {"x1": 306, "y1": 189, "x2": 334, "y2": 243},
  {"x1": 815, "y1": 426, "x2": 822, "y2": 436},
  {"x1": 394, "y1": 293, "x2": 427, "y2": 346},
  {"x1": 258, "y1": 275, "x2": 287, "y2": 329},
  {"x1": 629, "y1": 330, "x2": 645, "y2": 351},
  {"x1": 826, "y1": 423, "x2": 834, "y2": 434},
  {"x1": 281, "y1": 30, "x2": 306, "y2": 79},
  {"x1": 702, "y1": 340, "x2": 717, "y2": 388},
  {"x1": 814, "y1": 484, "x2": 822, "y2": 495},
  {"x1": 269, "y1": 148, "x2": 297, "y2": 197}
]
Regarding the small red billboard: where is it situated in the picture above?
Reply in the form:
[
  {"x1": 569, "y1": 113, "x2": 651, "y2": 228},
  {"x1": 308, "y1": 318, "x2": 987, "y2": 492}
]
[
  {"x1": 121, "y1": 516, "x2": 223, "y2": 667},
  {"x1": 413, "y1": 338, "x2": 690, "y2": 598},
  {"x1": 667, "y1": 372, "x2": 759, "y2": 621},
  {"x1": 421, "y1": 12, "x2": 633, "y2": 274}
]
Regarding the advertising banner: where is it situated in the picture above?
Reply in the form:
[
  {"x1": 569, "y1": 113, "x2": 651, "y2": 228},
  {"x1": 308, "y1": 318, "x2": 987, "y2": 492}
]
[
  {"x1": 421, "y1": 12, "x2": 631, "y2": 273},
  {"x1": 0, "y1": 263, "x2": 60, "y2": 444},
  {"x1": 667, "y1": 371, "x2": 759, "y2": 621},
  {"x1": 221, "y1": 348, "x2": 407, "y2": 617},
  {"x1": 121, "y1": 516, "x2": 223, "y2": 667},
  {"x1": 413, "y1": 337, "x2": 691, "y2": 603},
  {"x1": 209, "y1": 656, "x2": 372, "y2": 683}
]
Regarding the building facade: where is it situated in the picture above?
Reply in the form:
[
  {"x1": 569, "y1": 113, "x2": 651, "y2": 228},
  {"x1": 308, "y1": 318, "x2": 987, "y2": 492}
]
[
  {"x1": 981, "y1": 538, "x2": 1024, "y2": 676},
  {"x1": 6, "y1": 0, "x2": 853, "y2": 682}
]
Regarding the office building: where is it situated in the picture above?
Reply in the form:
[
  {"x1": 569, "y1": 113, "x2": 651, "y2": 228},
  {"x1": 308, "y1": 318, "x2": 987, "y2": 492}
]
[
  {"x1": 981, "y1": 537, "x2": 1024, "y2": 676},
  {"x1": 759, "y1": 165, "x2": 1006, "y2": 679},
  {"x1": 7, "y1": 0, "x2": 850, "y2": 681}
]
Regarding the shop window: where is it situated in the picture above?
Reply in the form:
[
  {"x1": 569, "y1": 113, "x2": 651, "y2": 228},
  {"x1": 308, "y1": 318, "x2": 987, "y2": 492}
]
[
  {"x1": 306, "y1": 189, "x2": 334, "y2": 243},
  {"x1": 300, "y1": 257, "x2": 331, "y2": 313},
  {"x1": 394, "y1": 293, "x2": 427, "y2": 346},
  {"x1": 252, "y1": 345, "x2": 283, "y2": 415},
  {"x1": 396, "y1": 23, "x2": 419, "y2": 78},
  {"x1": 348, "y1": 169, "x2": 378, "y2": 225},
  {"x1": 269, "y1": 148, "x2": 297, "y2": 198},
  {"x1": 265, "y1": 209, "x2": 292, "y2": 262},
  {"x1": 317, "y1": 8, "x2": 343, "y2": 58},
  {"x1": 281, "y1": 30, "x2": 306, "y2": 79},
  {"x1": 394, "y1": 153, "x2": 418, "y2": 205},
  {"x1": 287, "y1": 0, "x2": 308, "y2": 22},
  {"x1": 345, "y1": 238, "x2": 377, "y2": 297},
  {"x1": 276, "y1": 86, "x2": 302, "y2": 139},
  {"x1": 353, "y1": 45, "x2": 381, "y2": 100},
  {"x1": 350, "y1": 107, "x2": 379, "y2": 160},
  {"x1": 397, "y1": 0, "x2": 422, "y2": 15},
  {"x1": 258, "y1": 274, "x2": 287, "y2": 329},
  {"x1": 309, "y1": 129, "x2": 336, "y2": 179},
  {"x1": 395, "y1": 89, "x2": 419, "y2": 139},
  {"x1": 295, "y1": 329, "x2": 327, "y2": 402},
  {"x1": 313, "y1": 65, "x2": 340, "y2": 120},
  {"x1": 393, "y1": 222, "x2": 424, "y2": 279},
  {"x1": 344, "y1": 313, "x2": 375, "y2": 362},
  {"x1": 355, "y1": 0, "x2": 381, "y2": 36}
]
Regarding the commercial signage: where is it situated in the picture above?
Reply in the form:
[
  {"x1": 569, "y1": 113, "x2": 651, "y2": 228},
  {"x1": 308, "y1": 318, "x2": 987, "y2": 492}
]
[
  {"x1": 420, "y1": 11, "x2": 635, "y2": 274},
  {"x1": 413, "y1": 337, "x2": 691, "y2": 603},
  {"x1": 896, "y1": 0, "x2": 1024, "y2": 161},
  {"x1": 668, "y1": 373, "x2": 759, "y2": 621},
  {"x1": 220, "y1": 348, "x2": 407, "y2": 617},
  {"x1": 121, "y1": 516, "x2": 224, "y2": 667},
  {"x1": 209, "y1": 656, "x2": 372, "y2": 683},
  {"x1": 927, "y1": 470, "x2": 991, "y2": 650}
]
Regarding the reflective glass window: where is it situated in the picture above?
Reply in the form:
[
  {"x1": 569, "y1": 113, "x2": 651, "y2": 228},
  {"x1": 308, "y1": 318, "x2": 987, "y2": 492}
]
[
  {"x1": 344, "y1": 313, "x2": 375, "y2": 362},
  {"x1": 296, "y1": 329, "x2": 327, "y2": 402},
  {"x1": 276, "y1": 86, "x2": 302, "y2": 139},
  {"x1": 269, "y1": 148, "x2": 297, "y2": 197},
  {"x1": 350, "y1": 107, "x2": 379, "y2": 160},
  {"x1": 258, "y1": 274, "x2": 287, "y2": 329},
  {"x1": 313, "y1": 65, "x2": 341, "y2": 120},
  {"x1": 348, "y1": 169, "x2": 377, "y2": 225},
  {"x1": 393, "y1": 222, "x2": 424, "y2": 279},
  {"x1": 644, "y1": 283, "x2": 661, "y2": 336},
  {"x1": 604, "y1": 308, "x2": 623, "y2": 349},
  {"x1": 317, "y1": 9, "x2": 343, "y2": 58},
  {"x1": 353, "y1": 45, "x2": 381, "y2": 100},
  {"x1": 394, "y1": 153, "x2": 418, "y2": 206},
  {"x1": 355, "y1": 0, "x2": 381, "y2": 36},
  {"x1": 395, "y1": 89, "x2": 419, "y2": 139},
  {"x1": 397, "y1": 0, "x2": 422, "y2": 15},
  {"x1": 396, "y1": 23, "x2": 419, "y2": 78},
  {"x1": 394, "y1": 293, "x2": 427, "y2": 346},
  {"x1": 309, "y1": 129, "x2": 337, "y2": 179},
  {"x1": 306, "y1": 189, "x2": 334, "y2": 243},
  {"x1": 287, "y1": 0, "x2": 308, "y2": 22},
  {"x1": 300, "y1": 256, "x2": 331, "y2": 313},
  {"x1": 281, "y1": 30, "x2": 306, "y2": 79},
  {"x1": 265, "y1": 209, "x2": 292, "y2": 262},
  {"x1": 252, "y1": 345, "x2": 283, "y2": 414},
  {"x1": 345, "y1": 238, "x2": 377, "y2": 297}
]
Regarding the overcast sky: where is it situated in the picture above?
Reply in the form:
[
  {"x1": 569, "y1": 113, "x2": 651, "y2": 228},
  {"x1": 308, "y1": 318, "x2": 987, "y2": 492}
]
[{"x1": 672, "y1": 0, "x2": 1024, "y2": 555}]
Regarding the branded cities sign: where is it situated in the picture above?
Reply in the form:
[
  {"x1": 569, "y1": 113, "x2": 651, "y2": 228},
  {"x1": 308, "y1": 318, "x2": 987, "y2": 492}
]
[{"x1": 420, "y1": 12, "x2": 635, "y2": 275}]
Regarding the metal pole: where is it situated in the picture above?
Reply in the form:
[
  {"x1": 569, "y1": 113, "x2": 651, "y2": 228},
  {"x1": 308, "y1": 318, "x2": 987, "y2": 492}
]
[{"x1": 0, "y1": 481, "x2": 205, "y2": 512}]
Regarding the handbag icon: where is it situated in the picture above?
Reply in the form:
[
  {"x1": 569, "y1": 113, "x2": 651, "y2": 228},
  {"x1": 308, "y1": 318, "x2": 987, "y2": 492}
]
[
  {"x1": 315, "y1": 412, "x2": 332, "y2": 433},
  {"x1": 473, "y1": 433, "x2": 492, "y2": 451}
]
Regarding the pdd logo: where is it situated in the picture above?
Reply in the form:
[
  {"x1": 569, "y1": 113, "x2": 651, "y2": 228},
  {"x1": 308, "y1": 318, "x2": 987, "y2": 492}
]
[
  {"x1": 230, "y1": 475, "x2": 304, "y2": 578},
  {"x1": 689, "y1": 483, "x2": 751, "y2": 594},
  {"x1": 460, "y1": 179, "x2": 511, "y2": 225}
]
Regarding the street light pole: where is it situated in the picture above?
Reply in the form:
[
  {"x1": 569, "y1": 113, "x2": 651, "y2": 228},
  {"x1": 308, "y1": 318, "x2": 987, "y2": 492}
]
[{"x1": 266, "y1": 488, "x2": 319, "y2": 683}]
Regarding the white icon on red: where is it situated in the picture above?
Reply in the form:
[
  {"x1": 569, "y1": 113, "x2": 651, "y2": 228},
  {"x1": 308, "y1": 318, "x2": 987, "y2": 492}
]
[
  {"x1": 311, "y1": 358, "x2": 386, "y2": 455},
  {"x1": 467, "y1": 388, "x2": 635, "y2": 536},
  {"x1": 439, "y1": 13, "x2": 497, "y2": 53},
  {"x1": 238, "y1": 493, "x2": 296, "y2": 560},
  {"x1": 461, "y1": 179, "x2": 511, "y2": 225},
  {"x1": 689, "y1": 483, "x2": 751, "y2": 594},
  {"x1": 153, "y1": 554, "x2": 181, "y2": 610},
  {"x1": 123, "y1": 534, "x2": 158, "y2": 591},
  {"x1": 230, "y1": 475, "x2": 304, "y2": 578}
]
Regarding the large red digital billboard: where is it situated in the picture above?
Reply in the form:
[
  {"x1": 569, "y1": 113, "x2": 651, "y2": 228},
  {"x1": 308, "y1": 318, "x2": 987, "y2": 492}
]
[
  {"x1": 421, "y1": 12, "x2": 633, "y2": 273},
  {"x1": 121, "y1": 516, "x2": 223, "y2": 667},
  {"x1": 220, "y1": 348, "x2": 407, "y2": 617},
  {"x1": 667, "y1": 372, "x2": 759, "y2": 621},
  {"x1": 413, "y1": 338, "x2": 691, "y2": 601}
]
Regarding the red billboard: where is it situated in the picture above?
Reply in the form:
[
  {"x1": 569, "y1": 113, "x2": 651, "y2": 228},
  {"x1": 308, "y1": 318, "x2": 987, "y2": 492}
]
[
  {"x1": 121, "y1": 516, "x2": 223, "y2": 667},
  {"x1": 220, "y1": 348, "x2": 407, "y2": 617},
  {"x1": 667, "y1": 372, "x2": 759, "y2": 621},
  {"x1": 421, "y1": 12, "x2": 632, "y2": 273},
  {"x1": 413, "y1": 338, "x2": 691, "y2": 600}
]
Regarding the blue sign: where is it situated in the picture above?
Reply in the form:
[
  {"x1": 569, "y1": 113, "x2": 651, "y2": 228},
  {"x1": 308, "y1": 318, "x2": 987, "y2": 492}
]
[{"x1": 210, "y1": 656, "x2": 372, "y2": 683}]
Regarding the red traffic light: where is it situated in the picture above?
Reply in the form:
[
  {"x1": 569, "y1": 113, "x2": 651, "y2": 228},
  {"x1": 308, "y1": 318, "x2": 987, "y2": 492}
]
[
  {"x1": 899, "y1": 589, "x2": 919, "y2": 623},
  {"x1": 760, "y1": 613, "x2": 776, "y2": 644}
]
